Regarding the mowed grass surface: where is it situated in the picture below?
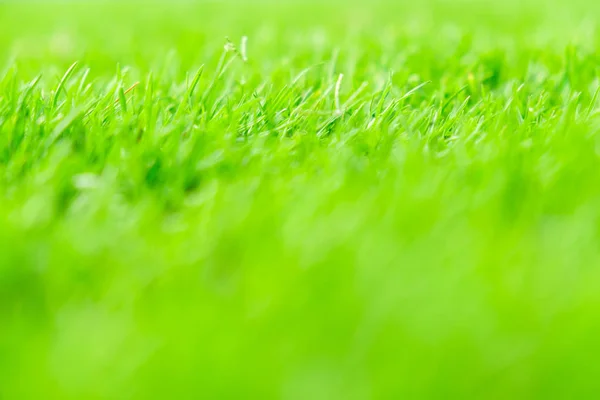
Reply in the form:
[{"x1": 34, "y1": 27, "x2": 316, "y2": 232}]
[{"x1": 2, "y1": 0, "x2": 600, "y2": 398}]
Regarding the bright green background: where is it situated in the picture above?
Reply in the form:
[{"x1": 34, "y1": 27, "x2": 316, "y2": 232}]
[{"x1": 2, "y1": 1, "x2": 600, "y2": 398}]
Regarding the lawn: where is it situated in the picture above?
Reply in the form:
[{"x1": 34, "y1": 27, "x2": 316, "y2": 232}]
[{"x1": 2, "y1": 0, "x2": 600, "y2": 398}]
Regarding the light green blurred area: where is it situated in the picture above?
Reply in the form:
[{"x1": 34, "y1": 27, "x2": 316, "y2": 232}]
[{"x1": 2, "y1": 0, "x2": 600, "y2": 399}]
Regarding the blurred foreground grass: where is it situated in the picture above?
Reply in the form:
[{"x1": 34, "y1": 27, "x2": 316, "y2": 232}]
[{"x1": 3, "y1": 0, "x2": 600, "y2": 398}]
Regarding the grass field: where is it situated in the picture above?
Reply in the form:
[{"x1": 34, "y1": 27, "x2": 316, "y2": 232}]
[{"x1": 3, "y1": 0, "x2": 600, "y2": 398}]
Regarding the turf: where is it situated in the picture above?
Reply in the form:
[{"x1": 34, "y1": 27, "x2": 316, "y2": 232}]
[{"x1": 2, "y1": 0, "x2": 600, "y2": 398}]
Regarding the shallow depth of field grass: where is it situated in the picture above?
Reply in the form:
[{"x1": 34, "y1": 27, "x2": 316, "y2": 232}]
[{"x1": 3, "y1": 0, "x2": 600, "y2": 398}]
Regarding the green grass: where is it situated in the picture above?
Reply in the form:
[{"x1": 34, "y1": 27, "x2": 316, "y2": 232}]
[{"x1": 3, "y1": 0, "x2": 600, "y2": 398}]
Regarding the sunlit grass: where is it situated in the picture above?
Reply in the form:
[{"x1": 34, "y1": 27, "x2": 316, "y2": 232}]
[{"x1": 2, "y1": 1, "x2": 600, "y2": 398}]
